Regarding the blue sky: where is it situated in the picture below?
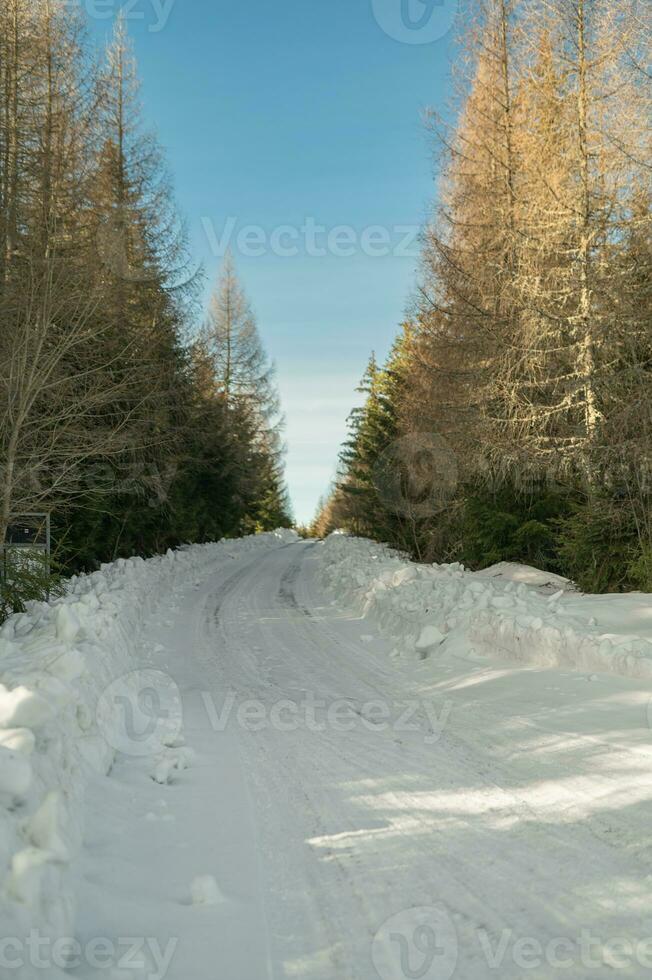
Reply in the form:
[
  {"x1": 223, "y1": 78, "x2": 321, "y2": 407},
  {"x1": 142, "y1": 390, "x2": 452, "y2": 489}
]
[{"x1": 86, "y1": 0, "x2": 458, "y2": 522}]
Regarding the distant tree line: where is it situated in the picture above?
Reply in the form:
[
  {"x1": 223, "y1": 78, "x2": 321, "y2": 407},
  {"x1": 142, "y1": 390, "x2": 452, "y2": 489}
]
[
  {"x1": 0, "y1": 2, "x2": 290, "y2": 611},
  {"x1": 315, "y1": 0, "x2": 651, "y2": 592}
]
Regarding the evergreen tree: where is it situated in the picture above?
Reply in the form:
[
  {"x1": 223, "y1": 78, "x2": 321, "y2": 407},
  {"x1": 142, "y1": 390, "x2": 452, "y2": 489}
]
[{"x1": 198, "y1": 255, "x2": 290, "y2": 534}]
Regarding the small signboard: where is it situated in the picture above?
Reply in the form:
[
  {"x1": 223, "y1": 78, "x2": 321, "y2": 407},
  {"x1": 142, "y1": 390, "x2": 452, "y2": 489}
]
[
  {"x1": 1, "y1": 513, "x2": 51, "y2": 582},
  {"x1": 6, "y1": 520, "x2": 48, "y2": 547}
]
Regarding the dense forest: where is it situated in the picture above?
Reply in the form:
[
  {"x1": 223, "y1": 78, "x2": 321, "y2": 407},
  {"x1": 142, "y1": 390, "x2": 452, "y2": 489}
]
[
  {"x1": 315, "y1": 0, "x2": 651, "y2": 593},
  {"x1": 2, "y1": 0, "x2": 650, "y2": 613},
  {"x1": 0, "y1": 2, "x2": 290, "y2": 613}
]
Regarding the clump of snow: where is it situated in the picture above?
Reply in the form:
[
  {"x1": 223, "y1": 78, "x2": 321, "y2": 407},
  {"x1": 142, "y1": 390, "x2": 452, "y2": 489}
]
[
  {"x1": 473, "y1": 561, "x2": 575, "y2": 593},
  {"x1": 319, "y1": 534, "x2": 652, "y2": 680},
  {"x1": 26, "y1": 791, "x2": 77, "y2": 862},
  {"x1": 0, "y1": 727, "x2": 35, "y2": 754},
  {"x1": 54, "y1": 604, "x2": 81, "y2": 644},
  {"x1": 161, "y1": 730, "x2": 186, "y2": 749},
  {"x1": 0, "y1": 529, "x2": 294, "y2": 977},
  {"x1": 0, "y1": 684, "x2": 53, "y2": 728},
  {"x1": 151, "y1": 746, "x2": 194, "y2": 785},
  {"x1": 190, "y1": 874, "x2": 225, "y2": 906},
  {"x1": 415, "y1": 625, "x2": 445, "y2": 656}
]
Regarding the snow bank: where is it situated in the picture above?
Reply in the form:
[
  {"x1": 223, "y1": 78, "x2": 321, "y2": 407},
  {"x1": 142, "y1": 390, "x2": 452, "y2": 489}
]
[
  {"x1": 319, "y1": 534, "x2": 652, "y2": 679},
  {"x1": 0, "y1": 529, "x2": 295, "y2": 978}
]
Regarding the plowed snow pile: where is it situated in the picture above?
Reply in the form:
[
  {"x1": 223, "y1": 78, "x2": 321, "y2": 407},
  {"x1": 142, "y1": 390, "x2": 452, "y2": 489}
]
[
  {"x1": 319, "y1": 533, "x2": 652, "y2": 679},
  {"x1": 0, "y1": 530, "x2": 295, "y2": 977}
]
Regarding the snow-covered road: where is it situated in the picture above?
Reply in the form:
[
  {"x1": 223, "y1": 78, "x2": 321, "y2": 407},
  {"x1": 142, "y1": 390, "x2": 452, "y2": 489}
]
[{"x1": 73, "y1": 539, "x2": 652, "y2": 980}]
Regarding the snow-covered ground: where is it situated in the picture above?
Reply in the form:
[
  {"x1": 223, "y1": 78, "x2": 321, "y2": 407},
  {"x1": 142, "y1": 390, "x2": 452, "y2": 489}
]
[{"x1": 2, "y1": 531, "x2": 652, "y2": 978}]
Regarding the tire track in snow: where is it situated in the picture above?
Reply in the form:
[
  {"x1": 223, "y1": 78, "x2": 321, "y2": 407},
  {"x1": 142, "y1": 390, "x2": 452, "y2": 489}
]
[{"x1": 196, "y1": 540, "x2": 652, "y2": 979}]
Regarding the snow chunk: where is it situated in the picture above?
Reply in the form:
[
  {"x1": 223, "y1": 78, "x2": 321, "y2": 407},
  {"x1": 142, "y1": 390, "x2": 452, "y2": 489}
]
[
  {"x1": 0, "y1": 727, "x2": 35, "y2": 754},
  {"x1": 6, "y1": 847, "x2": 55, "y2": 906},
  {"x1": 161, "y1": 730, "x2": 185, "y2": 749},
  {"x1": 416, "y1": 625, "x2": 445, "y2": 654},
  {"x1": 152, "y1": 746, "x2": 194, "y2": 783},
  {"x1": 26, "y1": 791, "x2": 76, "y2": 861},
  {"x1": 55, "y1": 603, "x2": 81, "y2": 643},
  {"x1": 393, "y1": 566, "x2": 417, "y2": 587},
  {"x1": 0, "y1": 683, "x2": 53, "y2": 728},
  {"x1": 191, "y1": 874, "x2": 225, "y2": 906},
  {"x1": 475, "y1": 561, "x2": 574, "y2": 592},
  {"x1": 152, "y1": 756, "x2": 176, "y2": 785}
]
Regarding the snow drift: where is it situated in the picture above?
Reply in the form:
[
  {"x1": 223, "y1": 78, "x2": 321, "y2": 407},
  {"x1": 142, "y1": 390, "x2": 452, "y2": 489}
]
[
  {"x1": 319, "y1": 533, "x2": 652, "y2": 679},
  {"x1": 0, "y1": 530, "x2": 295, "y2": 978}
]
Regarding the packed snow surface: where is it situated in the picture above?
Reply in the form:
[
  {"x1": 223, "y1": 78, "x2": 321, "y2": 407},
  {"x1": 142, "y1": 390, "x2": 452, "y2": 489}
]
[{"x1": 1, "y1": 529, "x2": 652, "y2": 978}]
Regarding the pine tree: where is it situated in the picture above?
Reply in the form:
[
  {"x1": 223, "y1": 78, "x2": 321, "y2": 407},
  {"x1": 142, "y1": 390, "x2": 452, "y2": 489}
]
[
  {"x1": 64, "y1": 13, "x2": 198, "y2": 562},
  {"x1": 0, "y1": 3, "x2": 145, "y2": 550},
  {"x1": 198, "y1": 255, "x2": 290, "y2": 534},
  {"x1": 202, "y1": 253, "x2": 278, "y2": 415}
]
